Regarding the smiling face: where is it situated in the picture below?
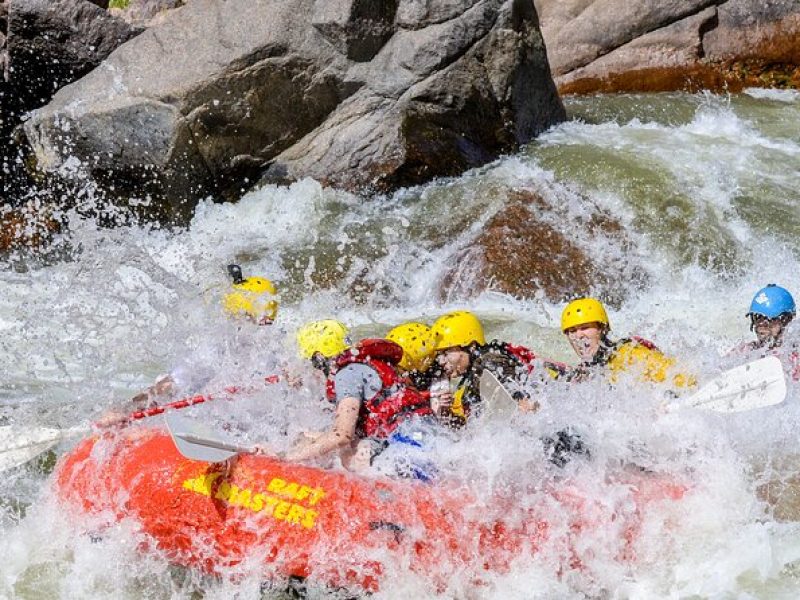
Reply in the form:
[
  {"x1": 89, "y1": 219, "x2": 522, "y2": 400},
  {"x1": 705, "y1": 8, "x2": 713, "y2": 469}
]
[
  {"x1": 436, "y1": 347, "x2": 471, "y2": 378},
  {"x1": 564, "y1": 322, "x2": 606, "y2": 362},
  {"x1": 752, "y1": 314, "x2": 791, "y2": 347}
]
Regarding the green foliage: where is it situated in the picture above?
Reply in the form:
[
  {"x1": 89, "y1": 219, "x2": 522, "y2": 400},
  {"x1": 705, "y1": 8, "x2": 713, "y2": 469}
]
[{"x1": 108, "y1": 0, "x2": 130, "y2": 9}]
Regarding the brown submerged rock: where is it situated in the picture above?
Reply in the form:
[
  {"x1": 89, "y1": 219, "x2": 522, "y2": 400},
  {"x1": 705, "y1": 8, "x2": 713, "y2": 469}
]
[
  {"x1": 440, "y1": 190, "x2": 644, "y2": 305},
  {"x1": 0, "y1": 204, "x2": 60, "y2": 251}
]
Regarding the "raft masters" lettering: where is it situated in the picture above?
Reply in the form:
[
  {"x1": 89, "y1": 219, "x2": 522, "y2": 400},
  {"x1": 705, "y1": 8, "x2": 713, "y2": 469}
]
[{"x1": 181, "y1": 473, "x2": 326, "y2": 530}]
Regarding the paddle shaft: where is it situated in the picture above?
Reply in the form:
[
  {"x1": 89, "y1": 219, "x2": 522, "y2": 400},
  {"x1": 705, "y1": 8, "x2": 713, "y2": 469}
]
[
  {"x1": 178, "y1": 433, "x2": 255, "y2": 455},
  {"x1": 124, "y1": 375, "x2": 280, "y2": 422}
]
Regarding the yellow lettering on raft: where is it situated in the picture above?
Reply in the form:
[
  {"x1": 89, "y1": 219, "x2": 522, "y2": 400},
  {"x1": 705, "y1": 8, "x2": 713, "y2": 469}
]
[
  {"x1": 262, "y1": 495, "x2": 280, "y2": 516},
  {"x1": 233, "y1": 488, "x2": 251, "y2": 508},
  {"x1": 215, "y1": 481, "x2": 233, "y2": 501},
  {"x1": 250, "y1": 493, "x2": 265, "y2": 512},
  {"x1": 285, "y1": 503, "x2": 305, "y2": 525},
  {"x1": 267, "y1": 478, "x2": 286, "y2": 494},
  {"x1": 302, "y1": 509, "x2": 318, "y2": 530},
  {"x1": 307, "y1": 488, "x2": 326, "y2": 506},
  {"x1": 274, "y1": 500, "x2": 291, "y2": 520},
  {"x1": 267, "y1": 478, "x2": 325, "y2": 505},
  {"x1": 181, "y1": 472, "x2": 221, "y2": 497},
  {"x1": 180, "y1": 473, "x2": 326, "y2": 530}
]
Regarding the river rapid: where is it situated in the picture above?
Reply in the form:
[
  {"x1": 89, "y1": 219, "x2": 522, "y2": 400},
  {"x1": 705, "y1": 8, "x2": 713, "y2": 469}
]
[{"x1": 1, "y1": 90, "x2": 800, "y2": 598}]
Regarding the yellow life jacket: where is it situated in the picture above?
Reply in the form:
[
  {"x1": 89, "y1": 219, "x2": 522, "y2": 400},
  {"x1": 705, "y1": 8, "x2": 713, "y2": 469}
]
[
  {"x1": 607, "y1": 339, "x2": 695, "y2": 388},
  {"x1": 450, "y1": 386, "x2": 467, "y2": 419}
]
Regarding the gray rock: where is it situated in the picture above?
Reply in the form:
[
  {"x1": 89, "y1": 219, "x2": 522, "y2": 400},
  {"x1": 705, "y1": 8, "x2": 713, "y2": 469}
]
[
  {"x1": 396, "y1": 0, "x2": 483, "y2": 28},
  {"x1": 556, "y1": 7, "x2": 717, "y2": 89},
  {"x1": 24, "y1": 0, "x2": 565, "y2": 218},
  {"x1": 535, "y1": 0, "x2": 718, "y2": 76},
  {"x1": 7, "y1": 0, "x2": 142, "y2": 106},
  {"x1": 535, "y1": 0, "x2": 800, "y2": 94},
  {"x1": 312, "y1": 0, "x2": 398, "y2": 62},
  {"x1": 1, "y1": 0, "x2": 141, "y2": 207},
  {"x1": 110, "y1": 0, "x2": 185, "y2": 28},
  {"x1": 703, "y1": 0, "x2": 800, "y2": 61}
]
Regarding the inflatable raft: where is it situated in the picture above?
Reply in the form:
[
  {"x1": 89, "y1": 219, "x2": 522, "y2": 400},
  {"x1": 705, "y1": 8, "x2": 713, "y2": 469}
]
[{"x1": 55, "y1": 428, "x2": 687, "y2": 592}]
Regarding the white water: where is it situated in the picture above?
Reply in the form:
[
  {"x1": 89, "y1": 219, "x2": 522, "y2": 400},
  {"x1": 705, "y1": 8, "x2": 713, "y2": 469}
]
[{"x1": 1, "y1": 91, "x2": 800, "y2": 598}]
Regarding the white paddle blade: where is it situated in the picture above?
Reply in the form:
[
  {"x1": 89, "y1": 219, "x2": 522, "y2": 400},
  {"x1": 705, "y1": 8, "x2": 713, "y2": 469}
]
[
  {"x1": 479, "y1": 370, "x2": 518, "y2": 418},
  {"x1": 165, "y1": 413, "x2": 251, "y2": 463},
  {"x1": 0, "y1": 426, "x2": 68, "y2": 471},
  {"x1": 685, "y1": 356, "x2": 787, "y2": 413}
]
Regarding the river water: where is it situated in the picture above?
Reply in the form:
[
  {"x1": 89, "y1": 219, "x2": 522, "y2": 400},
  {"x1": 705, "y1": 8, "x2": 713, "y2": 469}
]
[{"x1": 1, "y1": 90, "x2": 800, "y2": 598}]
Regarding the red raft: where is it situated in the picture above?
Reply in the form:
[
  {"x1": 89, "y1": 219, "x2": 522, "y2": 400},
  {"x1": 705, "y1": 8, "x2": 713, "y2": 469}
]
[{"x1": 55, "y1": 428, "x2": 687, "y2": 592}]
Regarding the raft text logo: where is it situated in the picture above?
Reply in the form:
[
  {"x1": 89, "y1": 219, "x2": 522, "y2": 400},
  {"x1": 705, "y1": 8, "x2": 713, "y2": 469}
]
[{"x1": 182, "y1": 472, "x2": 326, "y2": 529}]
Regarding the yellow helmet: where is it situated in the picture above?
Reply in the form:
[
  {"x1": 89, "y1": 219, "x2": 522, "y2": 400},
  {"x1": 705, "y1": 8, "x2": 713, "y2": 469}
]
[
  {"x1": 386, "y1": 322, "x2": 437, "y2": 372},
  {"x1": 431, "y1": 311, "x2": 485, "y2": 351},
  {"x1": 222, "y1": 275, "x2": 279, "y2": 322},
  {"x1": 561, "y1": 297, "x2": 609, "y2": 332},
  {"x1": 296, "y1": 320, "x2": 350, "y2": 359}
]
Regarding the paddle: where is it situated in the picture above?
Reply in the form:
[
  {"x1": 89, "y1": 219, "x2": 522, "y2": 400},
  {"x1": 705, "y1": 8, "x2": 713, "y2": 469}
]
[
  {"x1": 679, "y1": 356, "x2": 787, "y2": 413},
  {"x1": 479, "y1": 370, "x2": 519, "y2": 418},
  {"x1": 165, "y1": 412, "x2": 258, "y2": 462},
  {"x1": 0, "y1": 376, "x2": 279, "y2": 472},
  {"x1": 477, "y1": 357, "x2": 786, "y2": 416}
]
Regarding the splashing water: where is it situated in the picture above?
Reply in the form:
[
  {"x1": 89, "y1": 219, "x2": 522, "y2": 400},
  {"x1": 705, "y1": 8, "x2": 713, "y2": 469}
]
[{"x1": 2, "y1": 91, "x2": 800, "y2": 598}]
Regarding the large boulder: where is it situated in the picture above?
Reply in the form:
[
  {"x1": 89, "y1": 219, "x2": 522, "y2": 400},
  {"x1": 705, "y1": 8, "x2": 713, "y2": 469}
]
[
  {"x1": 4, "y1": 0, "x2": 140, "y2": 123},
  {"x1": 439, "y1": 190, "x2": 647, "y2": 305},
  {"x1": 535, "y1": 0, "x2": 800, "y2": 94},
  {"x1": 23, "y1": 0, "x2": 566, "y2": 221},
  {"x1": 1, "y1": 0, "x2": 141, "y2": 207}
]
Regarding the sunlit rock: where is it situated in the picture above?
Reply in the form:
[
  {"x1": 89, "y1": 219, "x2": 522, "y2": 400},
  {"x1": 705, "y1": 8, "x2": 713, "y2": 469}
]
[
  {"x1": 535, "y1": 0, "x2": 800, "y2": 94},
  {"x1": 23, "y1": 0, "x2": 565, "y2": 221},
  {"x1": 109, "y1": 0, "x2": 186, "y2": 28}
]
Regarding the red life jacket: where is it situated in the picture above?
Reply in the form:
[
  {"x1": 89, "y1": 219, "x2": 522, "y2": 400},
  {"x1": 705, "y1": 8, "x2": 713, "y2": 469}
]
[
  {"x1": 628, "y1": 336, "x2": 659, "y2": 351},
  {"x1": 503, "y1": 343, "x2": 536, "y2": 369},
  {"x1": 726, "y1": 341, "x2": 800, "y2": 382},
  {"x1": 325, "y1": 338, "x2": 432, "y2": 439},
  {"x1": 790, "y1": 349, "x2": 800, "y2": 382},
  {"x1": 492, "y1": 341, "x2": 568, "y2": 379}
]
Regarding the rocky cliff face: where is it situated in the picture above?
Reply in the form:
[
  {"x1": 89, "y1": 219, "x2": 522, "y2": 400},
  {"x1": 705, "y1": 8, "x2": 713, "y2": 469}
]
[
  {"x1": 0, "y1": 0, "x2": 141, "y2": 212},
  {"x1": 535, "y1": 0, "x2": 800, "y2": 94},
  {"x1": 22, "y1": 0, "x2": 566, "y2": 222}
]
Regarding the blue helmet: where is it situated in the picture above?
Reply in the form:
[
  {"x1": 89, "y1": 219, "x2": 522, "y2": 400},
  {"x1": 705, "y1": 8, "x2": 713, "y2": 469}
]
[{"x1": 747, "y1": 284, "x2": 796, "y2": 319}]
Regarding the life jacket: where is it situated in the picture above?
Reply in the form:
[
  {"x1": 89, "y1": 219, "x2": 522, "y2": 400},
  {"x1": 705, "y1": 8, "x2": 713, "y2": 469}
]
[
  {"x1": 731, "y1": 341, "x2": 800, "y2": 382},
  {"x1": 603, "y1": 337, "x2": 694, "y2": 388},
  {"x1": 450, "y1": 341, "x2": 542, "y2": 420},
  {"x1": 325, "y1": 338, "x2": 432, "y2": 439},
  {"x1": 790, "y1": 349, "x2": 800, "y2": 382}
]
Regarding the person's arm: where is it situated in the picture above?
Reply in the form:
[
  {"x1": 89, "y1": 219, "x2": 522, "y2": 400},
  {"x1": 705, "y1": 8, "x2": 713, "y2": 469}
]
[
  {"x1": 129, "y1": 374, "x2": 176, "y2": 407},
  {"x1": 285, "y1": 396, "x2": 360, "y2": 462},
  {"x1": 95, "y1": 374, "x2": 177, "y2": 428}
]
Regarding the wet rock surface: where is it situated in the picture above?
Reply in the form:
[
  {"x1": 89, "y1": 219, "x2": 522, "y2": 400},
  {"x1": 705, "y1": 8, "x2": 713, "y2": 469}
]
[
  {"x1": 440, "y1": 190, "x2": 646, "y2": 304},
  {"x1": 23, "y1": 0, "x2": 565, "y2": 221},
  {"x1": 1, "y1": 0, "x2": 142, "y2": 208},
  {"x1": 535, "y1": 0, "x2": 800, "y2": 94}
]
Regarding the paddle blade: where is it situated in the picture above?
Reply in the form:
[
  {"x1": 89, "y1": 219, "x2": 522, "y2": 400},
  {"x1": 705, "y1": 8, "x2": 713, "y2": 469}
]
[
  {"x1": 685, "y1": 356, "x2": 787, "y2": 413},
  {"x1": 165, "y1": 413, "x2": 251, "y2": 462},
  {"x1": 0, "y1": 426, "x2": 67, "y2": 471},
  {"x1": 479, "y1": 370, "x2": 518, "y2": 418}
]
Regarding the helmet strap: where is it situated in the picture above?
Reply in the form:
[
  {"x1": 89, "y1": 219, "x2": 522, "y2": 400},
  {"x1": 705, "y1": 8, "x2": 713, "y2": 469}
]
[
  {"x1": 311, "y1": 353, "x2": 331, "y2": 376},
  {"x1": 227, "y1": 264, "x2": 245, "y2": 285}
]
